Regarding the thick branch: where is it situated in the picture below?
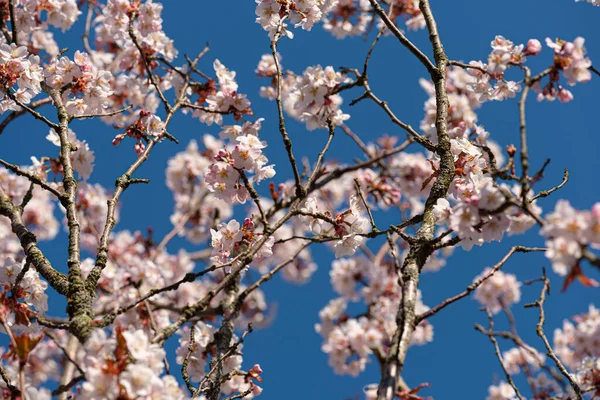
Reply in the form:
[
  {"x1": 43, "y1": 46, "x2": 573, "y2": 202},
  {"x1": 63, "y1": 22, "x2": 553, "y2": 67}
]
[{"x1": 0, "y1": 194, "x2": 68, "y2": 295}]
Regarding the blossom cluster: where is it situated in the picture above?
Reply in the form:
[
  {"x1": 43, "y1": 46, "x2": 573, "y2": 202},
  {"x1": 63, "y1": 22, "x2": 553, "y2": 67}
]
[
  {"x1": 316, "y1": 255, "x2": 433, "y2": 377},
  {"x1": 554, "y1": 304, "x2": 600, "y2": 370},
  {"x1": 188, "y1": 60, "x2": 253, "y2": 126},
  {"x1": 298, "y1": 194, "x2": 370, "y2": 258},
  {"x1": 464, "y1": 35, "x2": 593, "y2": 103},
  {"x1": 77, "y1": 328, "x2": 183, "y2": 399},
  {"x1": 0, "y1": 257, "x2": 49, "y2": 315},
  {"x1": 419, "y1": 65, "x2": 504, "y2": 163},
  {"x1": 5, "y1": 0, "x2": 80, "y2": 55},
  {"x1": 502, "y1": 346, "x2": 545, "y2": 375},
  {"x1": 87, "y1": 0, "x2": 176, "y2": 124},
  {"x1": 79, "y1": 230, "x2": 195, "y2": 322},
  {"x1": 46, "y1": 128, "x2": 95, "y2": 180},
  {"x1": 322, "y1": 0, "x2": 425, "y2": 39},
  {"x1": 286, "y1": 64, "x2": 350, "y2": 130},
  {"x1": 464, "y1": 35, "x2": 528, "y2": 102},
  {"x1": 257, "y1": 58, "x2": 350, "y2": 130},
  {"x1": 97, "y1": 0, "x2": 176, "y2": 64},
  {"x1": 166, "y1": 137, "x2": 233, "y2": 244},
  {"x1": 112, "y1": 110, "x2": 165, "y2": 156},
  {"x1": 255, "y1": 0, "x2": 338, "y2": 39},
  {"x1": 541, "y1": 200, "x2": 600, "y2": 277},
  {"x1": 44, "y1": 51, "x2": 114, "y2": 116},
  {"x1": 210, "y1": 218, "x2": 275, "y2": 267},
  {"x1": 322, "y1": 0, "x2": 372, "y2": 39},
  {"x1": 472, "y1": 268, "x2": 522, "y2": 314},
  {"x1": 430, "y1": 124, "x2": 539, "y2": 251},
  {"x1": 0, "y1": 43, "x2": 43, "y2": 113},
  {"x1": 533, "y1": 37, "x2": 593, "y2": 102},
  {"x1": 205, "y1": 119, "x2": 275, "y2": 204}
]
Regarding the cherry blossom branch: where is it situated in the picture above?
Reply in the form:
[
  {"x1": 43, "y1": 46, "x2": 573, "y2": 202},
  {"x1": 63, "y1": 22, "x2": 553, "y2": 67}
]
[
  {"x1": 127, "y1": 14, "x2": 171, "y2": 113},
  {"x1": 156, "y1": 210, "x2": 192, "y2": 253},
  {"x1": 499, "y1": 303, "x2": 543, "y2": 394},
  {"x1": 309, "y1": 138, "x2": 412, "y2": 193},
  {"x1": 0, "y1": 191, "x2": 68, "y2": 294},
  {"x1": 524, "y1": 269, "x2": 584, "y2": 399},
  {"x1": 51, "y1": 375, "x2": 85, "y2": 397},
  {"x1": 70, "y1": 105, "x2": 133, "y2": 120},
  {"x1": 530, "y1": 169, "x2": 569, "y2": 201},
  {"x1": 222, "y1": 387, "x2": 253, "y2": 400},
  {"x1": 367, "y1": 0, "x2": 436, "y2": 74},
  {"x1": 45, "y1": 332, "x2": 84, "y2": 377},
  {"x1": 185, "y1": 50, "x2": 212, "y2": 80},
  {"x1": 43, "y1": 83, "x2": 93, "y2": 343},
  {"x1": 87, "y1": 48, "x2": 206, "y2": 292},
  {"x1": 475, "y1": 309, "x2": 525, "y2": 400},
  {"x1": 95, "y1": 263, "x2": 221, "y2": 328},
  {"x1": 448, "y1": 60, "x2": 487, "y2": 74},
  {"x1": 270, "y1": 23, "x2": 304, "y2": 198},
  {"x1": 306, "y1": 120, "x2": 336, "y2": 188},
  {"x1": 152, "y1": 205, "x2": 299, "y2": 344},
  {"x1": 181, "y1": 324, "x2": 197, "y2": 395},
  {"x1": 339, "y1": 124, "x2": 371, "y2": 156},
  {"x1": 8, "y1": 0, "x2": 17, "y2": 44},
  {"x1": 203, "y1": 276, "x2": 241, "y2": 400},
  {"x1": 0, "y1": 159, "x2": 62, "y2": 198},
  {"x1": 235, "y1": 243, "x2": 311, "y2": 306},
  {"x1": 519, "y1": 67, "x2": 532, "y2": 205},
  {"x1": 354, "y1": 178, "x2": 377, "y2": 231},
  {"x1": 0, "y1": 97, "x2": 52, "y2": 136},
  {"x1": 0, "y1": 364, "x2": 18, "y2": 397},
  {"x1": 196, "y1": 324, "x2": 253, "y2": 398},
  {"x1": 82, "y1": 0, "x2": 95, "y2": 57},
  {"x1": 6, "y1": 91, "x2": 58, "y2": 129},
  {"x1": 376, "y1": 1, "x2": 454, "y2": 398},
  {"x1": 51, "y1": 334, "x2": 82, "y2": 400},
  {"x1": 416, "y1": 246, "x2": 545, "y2": 322},
  {"x1": 181, "y1": 103, "x2": 233, "y2": 115},
  {"x1": 348, "y1": 73, "x2": 436, "y2": 152},
  {"x1": 363, "y1": 26, "x2": 385, "y2": 76},
  {"x1": 0, "y1": 318, "x2": 25, "y2": 396},
  {"x1": 237, "y1": 169, "x2": 270, "y2": 231}
]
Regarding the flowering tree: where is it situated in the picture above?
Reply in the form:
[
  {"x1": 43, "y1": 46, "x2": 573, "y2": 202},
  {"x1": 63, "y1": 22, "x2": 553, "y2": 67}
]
[{"x1": 0, "y1": 0, "x2": 598, "y2": 399}]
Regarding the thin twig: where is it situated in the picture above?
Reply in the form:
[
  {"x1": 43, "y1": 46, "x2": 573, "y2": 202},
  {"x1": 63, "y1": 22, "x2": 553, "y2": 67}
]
[
  {"x1": 524, "y1": 269, "x2": 583, "y2": 399},
  {"x1": 270, "y1": 18, "x2": 304, "y2": 198}
]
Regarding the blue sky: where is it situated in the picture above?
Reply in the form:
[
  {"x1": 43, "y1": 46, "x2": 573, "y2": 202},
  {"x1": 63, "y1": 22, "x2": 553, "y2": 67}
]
[{"x1": 1, "y1": 1, "x2": 599, "y2": 399}]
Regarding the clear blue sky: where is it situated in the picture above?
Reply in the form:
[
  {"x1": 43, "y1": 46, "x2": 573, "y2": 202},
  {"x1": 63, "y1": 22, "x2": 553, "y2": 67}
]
[{"x1": 1, "y1": 1, "x2": 599, "y2": 398}]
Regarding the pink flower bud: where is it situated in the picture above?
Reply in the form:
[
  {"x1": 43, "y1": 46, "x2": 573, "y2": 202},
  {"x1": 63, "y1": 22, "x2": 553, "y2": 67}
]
[
  {"x1": 134, "y1": 141, "x2": 145, "y2": 156},
  {"x1": 252, "y1": 384, "x2": 263, "y2": 396},
  {"x1": 251, "y1": 364, "x2": 263, "y2": 374},
  {"x1": 558, "y1": 87, "x2": 574, "y2": 103},
  {"x1": 214, "y1": 149, "x2": 230, "y2": 161},
  {"x1": 242, "y1": 218, "x2": 255, "y2": 231},
  {"x1": 524, "y1": 39, "x2": 542, "y2": 56}
]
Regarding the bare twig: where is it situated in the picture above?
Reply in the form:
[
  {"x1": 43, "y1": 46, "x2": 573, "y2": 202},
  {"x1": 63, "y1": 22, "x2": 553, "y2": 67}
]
[
  {"x1": 270, "y1": 19, "x2": 304, "y2": 198},
  {"x1": 0, "y1": 159, "x2": 62, "y2": 198},
  {"x1": 524, "y1": 269, "x2": 583, "y2": 399},
  {"x1": 0, "y1": 97, "x2": 52, "y2": 136},
  {"x1": 417, "y1": 246, "x2": 545, "y2": 322},
  {"x1": 475, "y1": 310, "x2": 525, "y2": 400}
]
